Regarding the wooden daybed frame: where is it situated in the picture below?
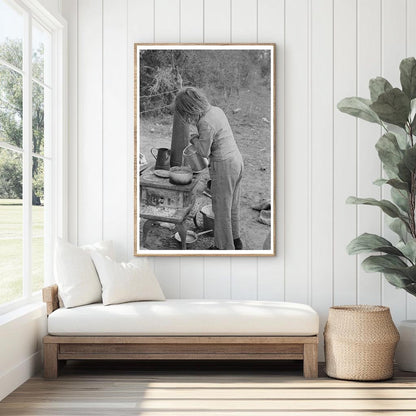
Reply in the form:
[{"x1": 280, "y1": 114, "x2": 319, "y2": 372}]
[{"x1": 42, "y1": 285, "x2": 319, "y2": 379}]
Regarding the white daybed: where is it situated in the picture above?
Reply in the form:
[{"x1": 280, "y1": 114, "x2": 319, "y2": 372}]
[{"x1": 43, "y1": 285, "x2": 319, "y2": 379}]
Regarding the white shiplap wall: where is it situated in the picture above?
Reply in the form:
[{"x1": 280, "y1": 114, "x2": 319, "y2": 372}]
[{"x1": 61, "y1": 0, "x2": 416, "y2": 355}]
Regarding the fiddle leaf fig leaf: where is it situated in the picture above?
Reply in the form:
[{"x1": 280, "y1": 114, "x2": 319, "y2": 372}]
[
  {"x1": 404, "y1": 283, "x2": 416, "y2": 296},
  {"x1": 347, "y1": 233, "x2": 403, "y2": 256},
  {"x1": 387, "y1": 178, "x2": 410, "y2": 191},
  {"x1": 383, "y1": 272, "x2": 412, "y2": 288},
  {"x1": 395, "y1": 130, "x2": 409, "y2": 150},
  {"x1": 369, "y1": 77, "x2": 393, "y2": 102},
  {"x1": 375, "y1": 132, "x2": 404, "y2": 173},
  {"x1": 389, "y1": 217, "x2": 410, "y2": 242},
  {"x1": 402, "y1": 265, "x2": 416, "y2": 282},
  {"x1": 361, "y1": 255, "x2": 416, "y2": 287},
  {"x1": 397, "y1": 240, "x2": 416, "y2": 264},
  {"x1": 403, "y1": 146, "x2": 416, "y2": 172},
  {"x1": 373, "y1": 178, "x2": 409, "y2": 191},
  {"x1": 398, "y1": 161, "x2": 412, "y2": 185},
  {"x1": 400, "y1": 57, "x2": 416, "y2": 100},
  {"x1": 410, "y1": 98, "x2": 416, "y2": 123},
  {"x1": 362, "y1": 254, "x2": 408, "y2": 272},
  {"x1": 346, "y1": 196, "x2": 406, "y2": 219},
  {"x1": 337, "y1": 97, "x2": 382, "y2": 125},
  {"x1": 391, "y1": 187, "x2": 409, "y2": 213},
  {"x1": 370, "y1": 88, "x2": 410, "y2": 127},
  {"x1": 373, "y1": 178, "x2": 388, "y2": 186}
]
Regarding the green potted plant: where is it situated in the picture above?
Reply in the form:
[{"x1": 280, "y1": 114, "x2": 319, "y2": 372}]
[{"x1": 338, "y1": 57, "x2": 416, "y2": 372}]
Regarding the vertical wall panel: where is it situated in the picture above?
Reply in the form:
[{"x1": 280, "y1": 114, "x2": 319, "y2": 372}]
[
  {"x1": 61, "y1": 0, "x2": 78, "y2": 245},
  {"x1": 231, "y1": 0, "x2": 257, "y2": 42},
  {"x1": 155, "y1": 0, "x2": 180, "y2": 42},
  {"x1": 333, "y1": 0, "x2": 357, "y2": 305},
  {"x1": 229, "y1": 0, "x2": 258, "y2": 300},
  {"x1": 180, "y1": 0, "x2": 203, "y2": 43},
  {"x1": 127, "y1": 0, "x2": 154, "y2": 262},
  {"x1": 103, "y1": 0, "x2": 128, "y2": 260},
  {"x1": 77, "y1": 0, "x2": 103, "y2": 245},
  {"x1": 203, "y1": 0, "x2": 232, "y2": 299},
  {"x1": 178, "y1": 0, "x2": 205, "y2": 298},
  {"x1": 381, "y1": 0, "x2": 407, "y2": 322},
  {"x1": 231, "y1": 258, "x2": 258, "y2": 299},
  {"x1": 310, "y1": 0, "x2": 333, "y2": 359},
  {"x1": 204, "y1": 258, "x2": 231, "y2": 298},
  {"x1": 204, "y1": 0, "x2": 231, "y2": 42},
  {"x1": 257, "y1": 0, "x2": 285, "y2": 301},
  {"x1": 284, "y1": 0, "x2": 309, "y2": 303},
  {"x1": 356, "y1": 0, "x2": 382, "y2": 305},
  {"x1": 407, "y1": 0, "x2": 416, "y2": 319},
  {"x1": 152, "y1": 0, "x2": 181, "y2": 297}
]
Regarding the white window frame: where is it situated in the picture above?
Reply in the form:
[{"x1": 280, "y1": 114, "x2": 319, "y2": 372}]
[{"x1": 0, "y1": 0, "x2": 67, "y2": 315}]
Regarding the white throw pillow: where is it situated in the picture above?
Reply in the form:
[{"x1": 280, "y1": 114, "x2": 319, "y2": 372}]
[
  {"x1": 81, "y1": 240, "x2": 115, "y2": 259},
  {"x1": 55, "y1": 239, "x2": 114, "y2": 308},
  {"x1": 90, "y1": 252, "x2": 165, "y2": 306}
]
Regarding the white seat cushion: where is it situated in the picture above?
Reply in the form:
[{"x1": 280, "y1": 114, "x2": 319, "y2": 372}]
[{"x1": 47, "y1": 299, "x2": 319, "y2": 336}]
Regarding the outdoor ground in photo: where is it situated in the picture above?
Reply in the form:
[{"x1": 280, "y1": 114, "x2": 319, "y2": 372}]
[{"x1": 139, "y1": 85, "x2": 273, "y2": 251}]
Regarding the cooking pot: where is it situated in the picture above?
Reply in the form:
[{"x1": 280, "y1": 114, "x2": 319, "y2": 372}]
[
  {"x1": 183, "y1": 144, "x2": 208, "y2": 172},
  {"x1": 169, "y1": 166, "x2": 193, "y2": 185},
  {"x1": 151, "y1": 147, "x2": 171, "y2": 171},
  {"x1": 194, "y1": 203, "x2": 215, "y2": 233}
]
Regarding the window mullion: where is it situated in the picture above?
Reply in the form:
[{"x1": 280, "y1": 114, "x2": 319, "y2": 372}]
[{"x1": 22, "y1": 11, "x2": 32, "y2": 298}]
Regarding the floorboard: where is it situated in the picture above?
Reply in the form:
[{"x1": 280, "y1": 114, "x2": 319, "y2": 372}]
[{"x1": 1, "y1": 361, "x2": 416, "y2": 415}]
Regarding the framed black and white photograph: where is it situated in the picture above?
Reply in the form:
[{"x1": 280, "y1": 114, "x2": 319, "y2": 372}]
[{"x1": 134, "y1": 44, "x2": 275, "y2": 256}]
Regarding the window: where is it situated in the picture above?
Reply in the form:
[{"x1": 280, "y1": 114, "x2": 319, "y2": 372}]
[{"x1": 0, "y1": 0, "x2": 66, "y2": 312}]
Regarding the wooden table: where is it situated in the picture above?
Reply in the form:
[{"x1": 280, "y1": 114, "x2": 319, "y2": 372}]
[{"x1": 139, "y1": 167, "x2": 204, "y2": 249}]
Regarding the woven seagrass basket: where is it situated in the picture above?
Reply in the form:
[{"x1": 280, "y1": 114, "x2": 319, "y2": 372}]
[{"x1": 324, "y1": 305, "x2": 399, "y2": 381}]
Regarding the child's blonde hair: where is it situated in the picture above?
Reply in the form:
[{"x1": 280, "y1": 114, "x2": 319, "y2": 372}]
[{"x1": 174, "y1": 87, "x2": 210, "y2": 124}]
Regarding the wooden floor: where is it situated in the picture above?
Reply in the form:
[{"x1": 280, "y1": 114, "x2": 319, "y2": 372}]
[{"x1": 1, "y1": 360, "x2": 416, "y2": 415}]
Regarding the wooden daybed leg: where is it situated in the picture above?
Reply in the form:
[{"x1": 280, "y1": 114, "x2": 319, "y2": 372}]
[
  {"x1": 44, "y1": 343, "x2": 59, "y2": 379},
  {"x1": 303, "y1": 342, "x2": 318, "y2": 379}
]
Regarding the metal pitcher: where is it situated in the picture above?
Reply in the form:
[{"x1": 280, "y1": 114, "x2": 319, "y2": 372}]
[
  {"x1": 151, "y1": 147, "x2": 171, "y2": 171},
  {"x1": 183, "y1": 144, "x2": 208, "y2": 172}
]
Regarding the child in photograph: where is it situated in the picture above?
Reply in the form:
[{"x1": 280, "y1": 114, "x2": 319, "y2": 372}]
[{"x1": 174, "y1": 87, "x2": 244, "y2": 250}]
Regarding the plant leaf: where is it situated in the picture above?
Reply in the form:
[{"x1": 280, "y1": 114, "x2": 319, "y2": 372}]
[
  {"x1": 373, "y1": 178, "x2": 388, "y2": 186},
  {"x1": 389, "y1": 217, "x2": 409, "y2": 241},
  {"x1": 400, "y1": 57, "x2": 416, "y2": 100},
  {"x1": 375, "y1": 132, "x2": 404, "y2": 173},
  {"x1": 347, "y1": 233, "x2": 404, "y2": 256},
  {"x1": 404, "y1": 282, "x2": 416, "y2": 296},
  {"x1": 397, "y1": 240, "x2": 416, "y2": 264},
  {"x1": 398, "y1": 161, "x2": 412, "y2": 185},
  {"x1": 369, "y1": 77, "x2": 393, "y2": 102},
  {"x1": 337, "y1": 97, "x2": 382, "y2": 125},
  {"x1": 383, "y1": 272, "x2": 412, "y2": 288},
  {"x1": 403, "y1": 265, "x2": 416, "y2": 282},
  {"x1": 391, "y1": 187, "x2": 410, "y2": 213},
  {"x1": 370, "y1": 88, "x2": 410, "y2": 128},
  {"x1": 410, "y1": 98, "x2": 416, "y2": 123},
  {"x1": 346, "y1": 196, "x2": 407, "y2": 219},
  {"x1": 387, "y1": 178, "x2": 410, "y2": 191},
  {"x1": 394, "y1": 130, "x2": 410, "y2": 150},
  {"x1": 373, "y1": 178, "x2": 410, "y2": 191},
  {"x1": 362, "y1": 254, "x2": 408, "y2": 272},
  {"x1": 403, "y1": 146, "x2": 416, "y2": 172},
  {"x1": 361, "y1": 255, "x2": 415, "y2": 287}
]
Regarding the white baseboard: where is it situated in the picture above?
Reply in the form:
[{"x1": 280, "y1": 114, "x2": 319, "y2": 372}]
[{"x1": 0, "y1": 350, "x2": 42, "y2": 401}]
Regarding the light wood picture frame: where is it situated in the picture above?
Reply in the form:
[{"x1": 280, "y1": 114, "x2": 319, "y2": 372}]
[{"x1": 134, "y1": 44, "x2": 276, "y2": 256}]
